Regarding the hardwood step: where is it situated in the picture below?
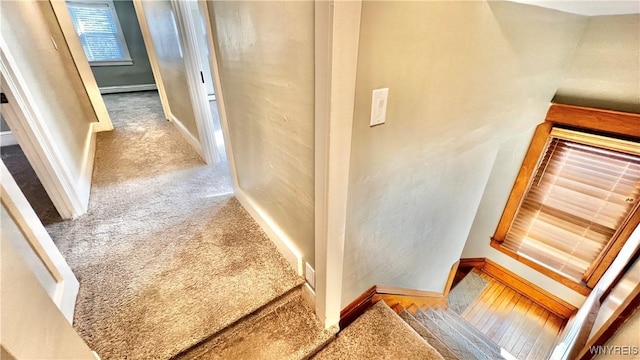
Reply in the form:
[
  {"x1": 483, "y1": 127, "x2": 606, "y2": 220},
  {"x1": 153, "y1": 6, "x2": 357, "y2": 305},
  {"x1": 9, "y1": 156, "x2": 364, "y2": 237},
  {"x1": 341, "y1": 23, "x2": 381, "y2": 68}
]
[
  {"x1": 414, "y1": 309, "x2": 495, "y2": 360},
  {"x1": 435, "y1": 308, "x2": 504, "y2": 359},
  {"x1": 398, "y1": 310, "x2": 460, "y2": 360},
  {"x1": 447, "y1": 269, "x2": 489, "y2": 314}
]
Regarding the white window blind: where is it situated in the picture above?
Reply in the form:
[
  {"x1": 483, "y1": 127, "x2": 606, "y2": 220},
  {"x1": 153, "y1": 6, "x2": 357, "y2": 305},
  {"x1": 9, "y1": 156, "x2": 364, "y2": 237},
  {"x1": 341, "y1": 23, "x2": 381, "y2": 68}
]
[
  {"x1": 66, "y1": 0, "x2": 132, "y2": 65},
  {"x1": 503, "y1": 131, "x2": 640, "y2": 283}
]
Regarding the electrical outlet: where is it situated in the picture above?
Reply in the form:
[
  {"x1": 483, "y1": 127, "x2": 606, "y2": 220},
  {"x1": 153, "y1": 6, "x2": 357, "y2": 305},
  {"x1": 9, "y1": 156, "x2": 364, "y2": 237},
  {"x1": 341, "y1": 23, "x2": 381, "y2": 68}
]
[{"x1": 305, "y1": 262, "x2": 315, "y2": 289}]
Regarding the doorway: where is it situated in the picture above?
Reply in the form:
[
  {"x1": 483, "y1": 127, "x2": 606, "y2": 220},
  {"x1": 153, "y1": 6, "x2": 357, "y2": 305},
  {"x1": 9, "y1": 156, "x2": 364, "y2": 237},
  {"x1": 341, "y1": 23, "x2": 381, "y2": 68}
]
[
  {"x1": 0, "y1": 105, "x2": 62, "y2": 225},
  {"x1": 133, "y1": 0, "x2": 227, "y2": 165}
]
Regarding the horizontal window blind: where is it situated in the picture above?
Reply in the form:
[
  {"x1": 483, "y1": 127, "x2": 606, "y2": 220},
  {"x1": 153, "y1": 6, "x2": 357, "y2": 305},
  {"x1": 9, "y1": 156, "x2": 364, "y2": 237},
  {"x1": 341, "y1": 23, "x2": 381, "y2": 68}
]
[
  {"x1": 503, "y1": 136, "x2": 640, "y2": 282},
  {"x1": 67, "y1": 1, "x2": 130, "y2": 62}
]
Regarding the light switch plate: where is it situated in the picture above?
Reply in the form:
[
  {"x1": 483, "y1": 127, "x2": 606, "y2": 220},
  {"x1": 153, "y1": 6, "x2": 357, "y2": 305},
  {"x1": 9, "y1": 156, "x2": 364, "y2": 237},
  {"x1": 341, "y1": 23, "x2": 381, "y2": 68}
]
[
  {"x1": 370, "y1": 88, "x2": 389, "y2": 126},
  {"x1": 305, "y1": 262, "x2": 315, "y2": 289}
]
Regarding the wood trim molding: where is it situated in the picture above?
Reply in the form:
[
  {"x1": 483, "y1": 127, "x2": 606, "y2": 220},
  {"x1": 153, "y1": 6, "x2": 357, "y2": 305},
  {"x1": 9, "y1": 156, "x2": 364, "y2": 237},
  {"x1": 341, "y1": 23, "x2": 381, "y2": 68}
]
[
  {"x1": 443, "y1": 260, "x2": 460, "y2": 298},
  {"x1": 339, "y1": 285, "x2": 446, "y2": 330},
  {"x1": 458, "y1": 257, "x2": 487, "y2": 270},
  {"x1": 585, "y1": 207, "x2": 640, "y2": 289},
  {"x1": 372, "y1": 291, "x2": 446, "y2": 315},
  {"x1": 339, "y1": 286, "x2": 376, "y2": 329},
  {"x1": 492, "y1": 122, "x2": 553, "y2": 241},
  {"x1": 490, "y1": 240, "x2": 592, "y2": 296},
  {"x1": 480, "y1": 258, "x2": 578, "y2": 319},
  {"x1": 492, "y1": 104, "x2": 640, "y2": 295},
  {"x1": 546, "y1": 104, "x2": 640, "y2": 139},
  {"x1": 339, "y1": 260, "x2": 458, "y2": 329}
]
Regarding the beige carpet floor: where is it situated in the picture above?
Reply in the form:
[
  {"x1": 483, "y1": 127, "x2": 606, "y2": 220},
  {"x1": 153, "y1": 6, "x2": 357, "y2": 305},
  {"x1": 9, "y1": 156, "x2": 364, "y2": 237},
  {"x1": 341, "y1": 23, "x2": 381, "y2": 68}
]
[
  {"x1": 313, "y1": 301, "x2": 444, "y2": 360},
  {"x1": 176, "y1": 288, "x2": 334, "y2": 360},
  {"x1": 46, "y1": 91, "x2": 302, "y2": 359}
]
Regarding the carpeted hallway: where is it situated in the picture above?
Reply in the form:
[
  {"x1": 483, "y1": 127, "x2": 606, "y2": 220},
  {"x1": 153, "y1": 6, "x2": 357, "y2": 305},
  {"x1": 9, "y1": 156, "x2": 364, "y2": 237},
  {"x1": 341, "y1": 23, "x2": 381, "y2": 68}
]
[{"x1": 46, "y1": 91, "x2": 304, "y2": 359}]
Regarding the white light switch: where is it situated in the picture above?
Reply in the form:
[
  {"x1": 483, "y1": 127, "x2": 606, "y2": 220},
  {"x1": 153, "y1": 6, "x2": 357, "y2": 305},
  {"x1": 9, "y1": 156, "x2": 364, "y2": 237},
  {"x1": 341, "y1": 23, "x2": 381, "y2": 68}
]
[{"x1": 370, "y1": 88, "x2": 388, "y2": 127}]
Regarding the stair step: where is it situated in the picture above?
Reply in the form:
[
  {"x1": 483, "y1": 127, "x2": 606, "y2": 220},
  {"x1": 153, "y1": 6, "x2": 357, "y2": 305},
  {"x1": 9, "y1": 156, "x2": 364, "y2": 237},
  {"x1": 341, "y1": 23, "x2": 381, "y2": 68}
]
[
  {"x1": 398, "y1": 310, "x2": 461, "y2": 360},
  {"x1": 435, "y1": 308, "x2": 504, "y2": 359},
  {"x1": 447, "y1": 270, "x2": 489, "y2": 315},
  {"x1": 175, "y1": 287, "x2": 334, "y2": 360},
  {"x1": 313, "y1": 301, "x2": 444, "y2": 360},
  {"x1": 414, "y1": 309, "x2": 494, "y2": 360}
]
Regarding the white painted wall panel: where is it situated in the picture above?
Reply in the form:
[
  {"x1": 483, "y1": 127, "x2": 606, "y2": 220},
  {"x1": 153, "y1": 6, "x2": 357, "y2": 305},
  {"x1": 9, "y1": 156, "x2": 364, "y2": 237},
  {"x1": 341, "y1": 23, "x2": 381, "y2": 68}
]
[
  {"x1": 207, "y1": 1, "x2": 315, "y2": 266},
  {"x1": 342, "y1": 1, "x2": 587, "y2": 306}
]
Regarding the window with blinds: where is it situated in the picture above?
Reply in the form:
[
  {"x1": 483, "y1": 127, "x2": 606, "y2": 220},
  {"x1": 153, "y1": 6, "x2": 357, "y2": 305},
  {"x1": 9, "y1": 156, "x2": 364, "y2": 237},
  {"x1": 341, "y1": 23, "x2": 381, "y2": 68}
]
[
  {"x1": 502, "y1": 129, "x2": 640, "y2": 284},
  {"x1": 66, "y1": 0, "x2": 132, "y2": 65}
]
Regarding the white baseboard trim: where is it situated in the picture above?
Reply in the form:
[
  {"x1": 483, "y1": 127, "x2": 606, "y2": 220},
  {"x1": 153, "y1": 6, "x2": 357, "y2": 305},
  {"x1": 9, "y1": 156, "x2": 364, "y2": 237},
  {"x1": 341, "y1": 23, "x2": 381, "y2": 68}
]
[
  {"x1": 234, "y1": 188, "x2": 304, "y2": 276},
  {"x1": 170, "y1": 114, "x2": 204, "y2": 160},
  {"x1": 99, "y1": 84, "x2": 157, "y2": 94},
  {"x1": 92, "y1": 351, "x2": 102, "y2": 360},
  {"x1": 0, "y1": 130, "x2": 18, "y2": 147},
  {"x1": 302, "y1": 282, "x2": 316, "y2": 307},
  {"x1": 78, "y1": 123, "x2": 97, "y2": 210}
]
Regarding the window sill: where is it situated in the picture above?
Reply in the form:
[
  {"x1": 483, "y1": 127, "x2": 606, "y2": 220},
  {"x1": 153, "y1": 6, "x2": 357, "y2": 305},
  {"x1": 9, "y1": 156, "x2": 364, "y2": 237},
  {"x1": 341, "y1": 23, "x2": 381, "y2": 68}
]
[
  {"x1": 89, "y1": 60, "x2": 133, "y2": 67},
  {"x1": 490, "y1": 238, "x2": 592, "y2": 296}
]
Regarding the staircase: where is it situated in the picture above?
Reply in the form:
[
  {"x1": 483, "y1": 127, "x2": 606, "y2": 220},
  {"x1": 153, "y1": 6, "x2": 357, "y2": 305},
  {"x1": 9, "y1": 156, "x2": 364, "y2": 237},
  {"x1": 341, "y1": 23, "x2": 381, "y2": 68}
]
[
  {"x1": 169, "y1": 270, "x2": 510, "y2": 359},
  {"x1": 403, "y1": 307, "x2": 507, "y2": 360}
]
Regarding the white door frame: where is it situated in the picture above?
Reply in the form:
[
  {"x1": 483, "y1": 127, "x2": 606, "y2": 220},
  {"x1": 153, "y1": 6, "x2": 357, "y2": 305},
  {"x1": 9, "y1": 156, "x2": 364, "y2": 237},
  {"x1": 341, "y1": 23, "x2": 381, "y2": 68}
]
[
  {"x1": 171, "y1": 0, "x2": 220, "y2": 165},
  {"x1": 313, "y1": 0, "x2": 362, "y2": 328},
  {"x1": 198, "y1": 0, "x2": 239, "y2": 188},
  {"x1": 0, "y1": 39, "x2": 88, "y2": 219},
  {"x1": 132, "y1": 0, "x2": 172, "y2": 121},
  {"x1": 49, "y1": 0, "x2": 114, "y2": 132},
  {"x1": 133, "y1": 0, "x2": 221, "y2": 165},
  {"x1": 0, "y1": 160, "x2": 80, "y2": 323}
]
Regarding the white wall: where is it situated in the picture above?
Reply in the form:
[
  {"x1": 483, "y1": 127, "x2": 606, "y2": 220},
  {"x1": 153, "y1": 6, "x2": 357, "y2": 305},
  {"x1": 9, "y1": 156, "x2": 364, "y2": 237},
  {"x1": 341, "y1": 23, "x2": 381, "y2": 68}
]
[
  {"x1": 341, "y1": 1, "x2": 587, "y2": 307},
  {"x1": 554, "y1": 14, "x2": 640, "y2": 113},
  {"x1": 1, "y1": 204, "x2": 58, "y2": 299},
  {"x1": 1, "y1": 207, "x2": 94, "y2": 359},
  {"x1": 207, "y1": 1, "x2": 315, "y2": 266},
  {"x1": 1, "y1": 0, "x2": 96, "y2": 186},
  {"x1": 141, "y1": 0, "x2": 199, "y2": 140}
]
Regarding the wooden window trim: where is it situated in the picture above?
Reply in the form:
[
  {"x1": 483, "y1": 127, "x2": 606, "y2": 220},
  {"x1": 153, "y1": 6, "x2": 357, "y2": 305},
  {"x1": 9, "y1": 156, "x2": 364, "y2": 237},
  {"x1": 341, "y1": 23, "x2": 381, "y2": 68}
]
[{"x1": 492, "y1": 104, "x2": 640, "y2": 295}]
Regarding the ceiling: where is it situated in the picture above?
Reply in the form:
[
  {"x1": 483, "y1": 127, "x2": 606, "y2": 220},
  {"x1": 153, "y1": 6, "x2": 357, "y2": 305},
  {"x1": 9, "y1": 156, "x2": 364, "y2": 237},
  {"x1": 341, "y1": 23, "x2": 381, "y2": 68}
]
[{"x1": 508, "y1": 1, "x2": 640, "y2": 16}]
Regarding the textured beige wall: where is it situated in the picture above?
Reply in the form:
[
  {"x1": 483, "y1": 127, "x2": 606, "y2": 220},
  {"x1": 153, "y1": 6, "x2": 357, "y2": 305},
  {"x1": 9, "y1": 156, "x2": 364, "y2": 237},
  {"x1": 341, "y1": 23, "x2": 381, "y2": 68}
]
[
  {"x1": 207, "y1": 1, "x2": 315, "y2": 266},
  {"x1": 342, "y1": 1, "x2": 587, "y2": 306},
  {"x1": 141, "y1": 0, "x2": 198, "y2": 139},
  {"x1": 1, "y1": 205, "x2": 94, "y2": 359},
  {"x1": 554, "y1": 14, "x2": 640, "y2": 113},
  {"x1": 1, "y1": 1, "x2": 96, "y2": 184}
]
